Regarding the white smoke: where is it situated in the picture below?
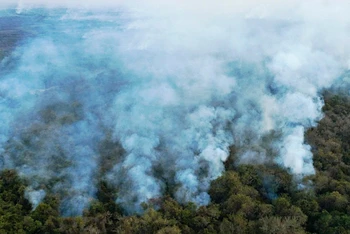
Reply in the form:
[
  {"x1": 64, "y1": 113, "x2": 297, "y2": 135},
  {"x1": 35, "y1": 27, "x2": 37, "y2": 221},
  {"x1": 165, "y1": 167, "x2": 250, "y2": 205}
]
[{"x1": 0, "y1": 0, "x2": 350, "y2": 214}]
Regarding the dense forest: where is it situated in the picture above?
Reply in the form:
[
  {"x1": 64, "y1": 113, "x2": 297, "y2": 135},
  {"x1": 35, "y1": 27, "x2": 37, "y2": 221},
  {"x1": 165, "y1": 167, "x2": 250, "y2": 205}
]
[{"x1": 1, "y1": 91, "x2": 350, "y2": 233}]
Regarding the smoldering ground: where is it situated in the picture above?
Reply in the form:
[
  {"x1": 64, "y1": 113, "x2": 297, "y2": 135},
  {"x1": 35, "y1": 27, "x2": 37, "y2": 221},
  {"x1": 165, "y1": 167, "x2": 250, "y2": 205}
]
[{"x1": 0, "y1": 1, "x2": 350, "y2": 215}]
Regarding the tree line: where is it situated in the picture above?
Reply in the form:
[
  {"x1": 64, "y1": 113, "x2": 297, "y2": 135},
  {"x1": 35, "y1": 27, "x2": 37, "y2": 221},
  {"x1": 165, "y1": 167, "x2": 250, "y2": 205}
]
[{"x1": 0, "y1": 91, "x2": 350, "y2": 233}]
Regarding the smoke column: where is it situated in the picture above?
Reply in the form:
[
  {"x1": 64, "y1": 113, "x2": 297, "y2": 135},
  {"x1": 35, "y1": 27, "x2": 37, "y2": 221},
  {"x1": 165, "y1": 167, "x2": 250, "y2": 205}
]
[{"x1": 0, "y1": 1, "x2": 350, "y2": 214}]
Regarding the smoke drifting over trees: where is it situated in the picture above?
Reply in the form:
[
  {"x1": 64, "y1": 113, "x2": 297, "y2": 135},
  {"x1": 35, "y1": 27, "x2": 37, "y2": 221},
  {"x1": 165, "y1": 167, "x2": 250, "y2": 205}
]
[{"x1": 0, "y1": 1, "x2": 350, "y2": 215}]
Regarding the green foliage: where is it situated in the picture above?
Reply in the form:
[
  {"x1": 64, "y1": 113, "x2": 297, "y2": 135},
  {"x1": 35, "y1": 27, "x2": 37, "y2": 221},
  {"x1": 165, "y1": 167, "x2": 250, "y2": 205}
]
[
  {"x1": 1, "y1": 92, "x2": 350, "y2": 233},
  {"x1": 259, "y1": 216, "x2": 306, "y2": 234},
  {"x1": 208, "y1": 171, "x2": 242, "y2": 203}
]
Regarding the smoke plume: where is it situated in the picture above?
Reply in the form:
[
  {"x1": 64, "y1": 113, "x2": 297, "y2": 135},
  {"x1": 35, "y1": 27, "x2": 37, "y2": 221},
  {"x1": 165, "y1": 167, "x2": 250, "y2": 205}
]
[{"x1": 0, "y1": 1, "x2": 350, "y2": 215}]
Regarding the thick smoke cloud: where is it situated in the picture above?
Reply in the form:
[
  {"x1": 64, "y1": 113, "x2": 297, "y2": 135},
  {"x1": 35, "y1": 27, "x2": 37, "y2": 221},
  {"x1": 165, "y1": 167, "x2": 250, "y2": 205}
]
[{"x1": 0, "y1": 1, "x2": 350, "y2": 215}]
